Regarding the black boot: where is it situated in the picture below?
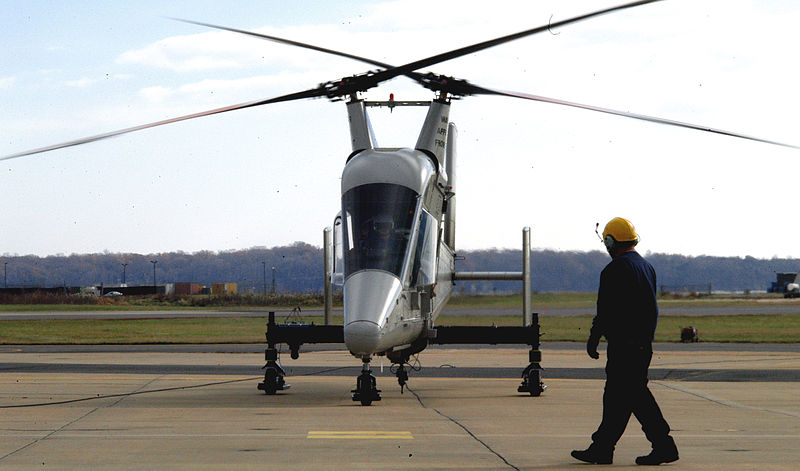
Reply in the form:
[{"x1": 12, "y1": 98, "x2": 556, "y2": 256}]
[
  {"x1": 636, "y1": 436, "x2": 679, "y2": 465},
  {"x1": 571, "y1": 444, "x2": 613, "y2": 465}
]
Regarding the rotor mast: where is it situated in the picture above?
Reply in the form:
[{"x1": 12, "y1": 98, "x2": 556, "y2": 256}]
[
  {"x1": 415, "y1": 95, "x2": 451, "y2": 171},
  {"x1": 346, "y1": 96, "x2": 377, "y2": 154}
]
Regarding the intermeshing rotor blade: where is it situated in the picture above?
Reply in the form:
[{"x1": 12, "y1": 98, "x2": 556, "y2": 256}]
[
  {"x1": 173, "y1": 7, "x2": 797, "y2": 149},
  {"x1": 472, "y1": 85, "x2": 800, "y2": 150},
  {"x1": 175, "y1": 0, "x2": 662, "y2": 94},
  {"x1": 11, "y1": 0, "x2": 756, "y2": 161},
  {"x1": 0, "y1": 87, "x2": 327, "y2": 161}
]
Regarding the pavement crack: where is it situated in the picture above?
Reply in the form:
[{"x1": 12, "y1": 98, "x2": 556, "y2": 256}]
[
  {"x1": 653, "y1": 381, "x2": 800, "y2": 419},
  {"x1": 652, "y1": 356, "x2": 800, "y2": 368},
  {"x1": 407, "y1": 385, "x2": 521, "y2": 471},
  {"x1": 0, "y1": 376, "x2": 160, "y2": 463}
]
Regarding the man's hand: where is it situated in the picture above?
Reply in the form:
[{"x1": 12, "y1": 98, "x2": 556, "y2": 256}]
[{"x1": 586, "y1": 335, "x2": 600, "y2": 360}]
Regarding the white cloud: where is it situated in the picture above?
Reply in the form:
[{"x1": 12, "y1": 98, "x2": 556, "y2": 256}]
[
  {"x1": 116, "y1": 31, "x2": 258, "y2": 71},
  {"x1": 0, "y1": 76, "x2": 15, "y2": 89},
  {"x1": 139, "y1": 85, "x2": 173, "y2": 103},
  {"x1": 65, "y1": 77, "x2": 98, "y2": 88}
]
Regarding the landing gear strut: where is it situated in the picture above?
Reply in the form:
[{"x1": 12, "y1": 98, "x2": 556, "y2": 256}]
[
  {"x1": 518, "y1": 314, "x2": 546, "y2": 396},
  {"x1": 351, "y1": 359, "x2": 381, "y2": 406}
]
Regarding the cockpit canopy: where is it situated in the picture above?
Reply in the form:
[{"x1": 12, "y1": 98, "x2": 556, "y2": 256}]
[
  {"x1": 342, "y1": 183, "x2": 416, "y2": 278},
  {"x1": 340, "y1": 182, "x2": 439, "y2": 288}
]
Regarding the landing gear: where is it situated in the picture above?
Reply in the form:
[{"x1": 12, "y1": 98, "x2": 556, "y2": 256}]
[
  {"x1": 518, "y1": 324, "x2": 546, "y2": 397},
  {"x1": 260, "y1": 311, "x2": 547, "y2": 400},
  {"x1": 258, "y1": 347, "x2": 290, "y2": 395},
  {"x1": 518, "y1": 361, "x2": 546, "y2": 397},
  {"x1": 386, "y1": 337, "x2": 425, "y2": 395},
  {"x1": 395, "y1": 364, "x2": 409, "y2": 393},
  {"x1": 351, "y1": 359, "x2": 381, "y2": 406},
  {"x1": 430, "y1": 314, "x2": 546, "y2": 397}
]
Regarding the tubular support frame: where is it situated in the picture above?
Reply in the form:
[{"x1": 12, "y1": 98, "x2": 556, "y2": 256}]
[
  {"x1": 261, "y1": 310, "x2": 545, "y2": 396},
  {"x1": 453, "y1": 227, "x2": 533, "y2": 326},
  {"x1": 523, "y1": 226, "x2": 532, "y2": 326},
  {"x1": 323, "y1": 227, "x2": 333, "y2": 325}
]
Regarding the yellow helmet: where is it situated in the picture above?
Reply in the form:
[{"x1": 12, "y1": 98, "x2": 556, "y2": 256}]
[
  {"x1": 602, "y1": 217, "x2": 638, "y2": 255},
  {"x1": 603, "y1": 217, "x2": 638, "y2": 243}
]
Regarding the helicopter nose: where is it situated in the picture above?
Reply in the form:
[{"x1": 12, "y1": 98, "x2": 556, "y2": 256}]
[
  {"x1": 342, "y1": 270, "x2": 402, "y2": 357},
  {"x1": 344, "y1": 321, "x2": 381, "y2": 357}
]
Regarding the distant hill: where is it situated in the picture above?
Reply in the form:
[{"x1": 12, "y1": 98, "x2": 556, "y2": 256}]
[
  {"x1": 457, "y1": 249, "x2": 800, "y2": 293},
  {"x1": 1, "y1": 244, "x2": 798, "y2": 293}
]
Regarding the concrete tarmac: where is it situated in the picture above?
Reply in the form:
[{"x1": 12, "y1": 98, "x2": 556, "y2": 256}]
[{"x1": 2, "y1": 345, "x2": 800, "y2": 470}]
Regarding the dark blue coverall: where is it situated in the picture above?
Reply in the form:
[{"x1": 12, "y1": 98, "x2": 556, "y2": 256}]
[{"x1": 589, "y1": 250, "x2": 672, "y2": 451}]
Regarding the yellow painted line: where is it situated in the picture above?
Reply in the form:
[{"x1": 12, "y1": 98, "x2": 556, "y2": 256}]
[{"x1": 308, "y1": 431, "x2": 413, "y2": 440}]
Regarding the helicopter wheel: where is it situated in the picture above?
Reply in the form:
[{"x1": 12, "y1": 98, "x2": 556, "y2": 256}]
[
  {"x1": 519, "y1": 366, "x2": 546, "y2": 397},
  {"x1": 260, "y1": 367, "x2": 283, "y2": 395},
  {"x1": 352, "y1": 362, "x2": 381, "y2": 406},
  {"x1": 358, "y1": 374, "x2": 374, "y2": 406}
]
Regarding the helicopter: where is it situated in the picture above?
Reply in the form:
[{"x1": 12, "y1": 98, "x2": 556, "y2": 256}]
[{"x1": 3, "y1": 0, "x2": 798, "y2": 406}]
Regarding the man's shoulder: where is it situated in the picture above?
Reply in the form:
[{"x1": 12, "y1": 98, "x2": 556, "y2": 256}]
[
  {"x1": 622, "y1": 251, "x2": 657, "y2": 278},
  {"x1": 601, "y1": 257, "x2": 626, "y2": 277},
  {"x1": 620, "y1": 250, "x2": 648, "y2": 264},
  {"x1": 604, "y1": 251, "x2": 651, "y2": 272}
]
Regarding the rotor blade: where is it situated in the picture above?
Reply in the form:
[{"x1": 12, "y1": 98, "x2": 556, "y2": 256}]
[
  {"x1": 472, "y1": 85, "x2": 800, "y2": 150},
  {"x1": 176, "y1": 1, "x2": 662, "y2": 96},
  {"x1": 367, "y1": 0, "x2": 663, "y2": 86},
  {"x1": 1, "y1": 87, "x2": 327, "y2": 161}
]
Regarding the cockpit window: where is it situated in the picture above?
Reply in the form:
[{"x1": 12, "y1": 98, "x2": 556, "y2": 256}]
[
  {"x1": 410, "y1": 209, "x2": 438, "y2": 287},
  {"x1": 342, "y1": 183, "x2": 418, "y2": 278}
]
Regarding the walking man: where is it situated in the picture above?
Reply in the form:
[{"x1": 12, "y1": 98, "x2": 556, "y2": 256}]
[{"x1": 571, "y1": 217, "x2": 679, "y2": 465}]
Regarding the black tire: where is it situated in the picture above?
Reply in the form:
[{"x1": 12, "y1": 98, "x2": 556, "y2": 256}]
[
  {"x1": 357, "y1": 374, "x2": 374, "y2": 406},
  {"x1": 528, "y1": 371, "x2": 543, "y2": 397},
  {"x1": 263, "y1": 368, "x2": 278, "y2": 395}
]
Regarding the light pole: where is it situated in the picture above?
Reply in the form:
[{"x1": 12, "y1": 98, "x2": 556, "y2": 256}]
[
  {"x1": 150, "y1": 260, "x2": 158, "y2": 294},
  {"x1": 271, "y1": 266, "x2": 276, "y2": 294},
  {"x1": 121, "y1": 263, "x2": 128, "y2": 285},
  {"x1": 262, "y1": 261, "x2": 267, "y2": 297},
  {"x1": 3, "y1": 262, "x2": 7, "y2": 289}
]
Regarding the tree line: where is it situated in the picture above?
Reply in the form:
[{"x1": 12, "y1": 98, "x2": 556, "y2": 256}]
[{"x1": 1, "y1": 244, "x2": 797, "y2": 293}]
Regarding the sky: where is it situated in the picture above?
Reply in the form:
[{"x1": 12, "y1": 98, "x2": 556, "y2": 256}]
[{"x1": 2, "y1": 0, "x2": 799, "y2": 259}]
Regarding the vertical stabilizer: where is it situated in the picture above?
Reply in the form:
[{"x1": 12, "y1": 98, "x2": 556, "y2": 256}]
[{"x1": 443, "y1": 122, "x2": 457, "y2": 249}]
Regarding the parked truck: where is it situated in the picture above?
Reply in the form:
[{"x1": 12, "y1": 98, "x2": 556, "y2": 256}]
[
  {"x1": 769, "y1": 272, "x2": 798, "y2": 294},
  {"x1": 786, "y1": 273, "x2": 800, "y2": 298}
]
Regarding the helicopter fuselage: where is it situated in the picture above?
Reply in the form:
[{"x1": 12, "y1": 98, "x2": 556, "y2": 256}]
[
  {"x1": 338, "y1": 147, "x2": 455, "y2": 359},
  {"x1": 333, "y1": 98, "x2": 457, "y2": 360}
]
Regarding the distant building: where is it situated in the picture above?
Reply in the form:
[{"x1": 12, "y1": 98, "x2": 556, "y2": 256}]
[
  {"x1": 212, "y1": 283, "x2": 238, "y2": 295},
  {"x1": 99, "y1": 285, "x2": 164, "y2": 296},
  {"x1": 0, "y1": 286, "x2": 78, "y2": 296},
  {"x1": 171, "y1": 282, "x2": 202, "y2": 295}
]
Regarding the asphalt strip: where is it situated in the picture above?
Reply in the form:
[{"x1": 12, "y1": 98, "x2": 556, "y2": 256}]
[{"x1": 2, "y1": 362, "x2": 799, "y2": 382}]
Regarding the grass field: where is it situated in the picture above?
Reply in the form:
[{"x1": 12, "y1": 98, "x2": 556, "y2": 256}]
[
  {"x1": 1, "y1": 313, "x2": 799, "y2": 344},
  {"x1": 1, "y1": 291, "x2": 792, "y2": 311},
  {"x1": 1, "y1": 293, "x2": 798, "y2": 344}
]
